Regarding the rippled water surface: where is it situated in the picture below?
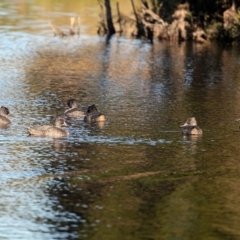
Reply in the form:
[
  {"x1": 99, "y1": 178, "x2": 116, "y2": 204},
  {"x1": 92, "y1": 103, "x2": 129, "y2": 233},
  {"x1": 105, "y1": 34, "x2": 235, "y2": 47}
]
[{"x1": 2, "y1": 1, "x2": 240, "y2": 239}]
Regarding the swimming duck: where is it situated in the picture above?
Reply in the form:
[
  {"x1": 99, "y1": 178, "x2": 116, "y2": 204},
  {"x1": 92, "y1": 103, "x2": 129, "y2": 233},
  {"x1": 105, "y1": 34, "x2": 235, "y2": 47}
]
[
  {"x1": 0, "y1": 106, "x2": 11, "y2": 127},
  {"x1": 180, "y1": 117, "x2": 202, "y2": 135},
  {"x1": 28, "y1": 116, "x2": 69, "y2": 138},
  {"x1": 64, "y1": 99, "x2": 86, "y2": 118},
  {"x1": 84, "y1": 104, "x2": 106, "y2": 123}
]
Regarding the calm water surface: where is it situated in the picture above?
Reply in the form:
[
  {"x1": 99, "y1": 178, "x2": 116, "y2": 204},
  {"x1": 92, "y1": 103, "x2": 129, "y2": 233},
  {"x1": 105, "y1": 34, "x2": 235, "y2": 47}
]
[{"x1": 1, "y1": 1, "x2": 240, "y2": 239}]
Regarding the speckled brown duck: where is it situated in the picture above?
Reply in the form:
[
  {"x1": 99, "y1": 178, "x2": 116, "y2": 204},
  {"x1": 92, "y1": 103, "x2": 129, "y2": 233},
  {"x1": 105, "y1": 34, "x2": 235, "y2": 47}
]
[
  {"x1": 84, "y1": 104, "x2": 106, "y2": 124},
  {"x1": 28, "y1": 116, "x2": 69, "y2": 138},
  {"x1": 0, "y1": 106, "x2": 11, "y2": 127},
  {"x1": 64, "y1": 99, "x2": 86, "y2": 118},
  {"x1": 180, "y1": 117, "x2": 202, "y2": 135}
]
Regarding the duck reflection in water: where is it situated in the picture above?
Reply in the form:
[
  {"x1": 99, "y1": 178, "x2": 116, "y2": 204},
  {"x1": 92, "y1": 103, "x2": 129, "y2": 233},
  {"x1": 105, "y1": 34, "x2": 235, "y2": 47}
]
[
  {"x1": 52, "y1": 139, "x2": 68, "y2": 151},
  {"x1": 180, "y1": 117, "x2": 203, "y2": 136},
  {"x1": 0, "y1": 106, "x2": 12, "y2": 128},
  {"x1": 183, "y1": 134, "x2": 202, "y2": 142}
]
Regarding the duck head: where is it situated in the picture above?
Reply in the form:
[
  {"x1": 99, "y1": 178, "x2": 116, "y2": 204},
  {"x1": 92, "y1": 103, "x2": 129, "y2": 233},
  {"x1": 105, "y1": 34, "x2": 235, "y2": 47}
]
[
  {"x1": 67, "y1": 99, "x2": 77, "y2": 108},
  {"x1": 0, "y1": 106, "x2": 10, "y2": 116},
  {"x1": 86, "y1": 104, "x2": 99, "y2": 113},
  {"x1": 180, "y1": 117, "x2": 197, "y2": 127},
  {"x1": 53, "y1": 116, "x2": 68, "y2": 127}
]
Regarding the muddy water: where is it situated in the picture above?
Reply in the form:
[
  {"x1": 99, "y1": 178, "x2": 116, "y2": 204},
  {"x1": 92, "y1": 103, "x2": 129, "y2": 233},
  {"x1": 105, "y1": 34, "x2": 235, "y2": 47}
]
[{"x1": 1, "y1": 1, "x2": 240, "y2": 239}]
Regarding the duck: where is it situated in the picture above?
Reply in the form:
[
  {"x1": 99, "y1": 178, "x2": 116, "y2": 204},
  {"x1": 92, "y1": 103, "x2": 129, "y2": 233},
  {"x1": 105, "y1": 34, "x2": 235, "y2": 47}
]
[
  {"x1": 28, "y1": 116, "x2": 69, "y2": 138},
  {"x1": 0, "y1": 106, "x2": 11, "y2": 127},
  {"x1": 180, "y1": 117, "x2": 202, "y2": 135},
  {"x1": 64, "y1": 99, "x2": 86, "y2": 118},
  {"x1": 84, "y1": 104, "x2": 106, "y2": 123}
]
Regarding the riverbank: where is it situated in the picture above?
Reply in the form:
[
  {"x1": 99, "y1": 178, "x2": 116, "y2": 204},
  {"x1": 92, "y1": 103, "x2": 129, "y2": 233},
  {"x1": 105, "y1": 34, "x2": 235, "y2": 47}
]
[{"x1": 98, "y1": 0, "x2": 240, "y2": 44}]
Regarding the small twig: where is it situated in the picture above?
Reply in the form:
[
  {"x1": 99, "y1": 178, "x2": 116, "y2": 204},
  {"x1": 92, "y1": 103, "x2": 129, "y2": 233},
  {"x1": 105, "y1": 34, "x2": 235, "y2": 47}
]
[
  {"x1": 77, "y1": 17, "x2": 81, "y2": 36},
  {"x1": 48, "y1": 21, "x2": 66, "y2": 37},
  {"x1": 69, "y1": 17, "x2": 75, "y2": 35}
]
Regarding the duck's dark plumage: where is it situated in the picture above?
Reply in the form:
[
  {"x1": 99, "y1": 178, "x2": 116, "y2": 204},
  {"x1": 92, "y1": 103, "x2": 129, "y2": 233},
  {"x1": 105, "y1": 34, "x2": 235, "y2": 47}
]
[{"x1": 84, "y1": 104, "x2": 106, "y2": 123}]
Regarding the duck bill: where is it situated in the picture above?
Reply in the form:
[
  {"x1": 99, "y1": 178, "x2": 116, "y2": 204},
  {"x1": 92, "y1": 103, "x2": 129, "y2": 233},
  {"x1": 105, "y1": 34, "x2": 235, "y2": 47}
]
[
  {"x1": 180, "y1": 123, "x2": 188, "y2": 127},
  {"x1": 63, "y1": 122, "x2": 68, "y2": 126}
]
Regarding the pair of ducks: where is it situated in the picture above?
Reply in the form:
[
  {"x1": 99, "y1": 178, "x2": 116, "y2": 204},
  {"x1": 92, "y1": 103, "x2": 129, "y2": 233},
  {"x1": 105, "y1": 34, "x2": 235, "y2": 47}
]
[
  {"x1": 0, "y1": 100, "x2": 106, "y2": 138},
  {"x1": 0, "y1": 102, "x2": 202, "y2": 138},
  {"x1": 64, "y1": 99, "x2": 106, "y2": 123},
  {"x1": 64, "y1": 99, "x2": 106, "y2": 122}
]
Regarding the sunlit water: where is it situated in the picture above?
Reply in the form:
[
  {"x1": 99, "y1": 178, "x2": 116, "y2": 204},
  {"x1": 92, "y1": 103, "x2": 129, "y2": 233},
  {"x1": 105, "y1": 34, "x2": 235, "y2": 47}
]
[{"x1": 1, "y1": 1, "x2": 240, "y2": 239}]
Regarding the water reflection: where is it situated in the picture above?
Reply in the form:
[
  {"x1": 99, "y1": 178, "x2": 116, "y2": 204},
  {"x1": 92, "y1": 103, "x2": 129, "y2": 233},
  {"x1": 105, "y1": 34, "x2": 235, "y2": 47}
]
[
  {"x1": 24, "y1": 38, "x2": 240, "y2": 239},
  {"x1": 52, "y1": 139, "x2": 68, "y2": 152},
  {"x1": 1, "y1": 0, "x2": 240, "y2": 239},
  {"x1": 183, "y1": 134, "x2": 202, "y2": 142}
]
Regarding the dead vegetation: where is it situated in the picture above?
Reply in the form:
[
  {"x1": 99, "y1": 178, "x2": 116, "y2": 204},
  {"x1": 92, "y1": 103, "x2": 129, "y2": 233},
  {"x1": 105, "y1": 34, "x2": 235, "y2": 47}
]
[
  {"x1": 48, "y1": 0, "x2": 240, "y2": 44},
  {"x1": 97, "y1": 0, "x2": 240, "y2": 44}
]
